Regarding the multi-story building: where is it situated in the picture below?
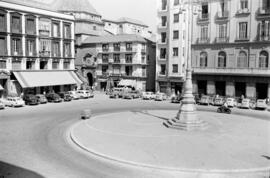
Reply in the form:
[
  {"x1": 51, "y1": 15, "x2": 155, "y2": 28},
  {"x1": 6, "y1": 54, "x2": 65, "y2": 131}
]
[
  {"x1": 76, "y1": 34, "x2": 156, "y2": 91},
  {"x1": 156, "y1": 0, "x2": 189, "y2": 95},
  {"x1": 103, "y1": 17, "x2": 153, "y2": 38},
  {"x1": 192, "y1": 0, "x2": 270, "y2": 99},
  {"x1": 0, "y1": 0, "x2": 81, "y2": 98}
]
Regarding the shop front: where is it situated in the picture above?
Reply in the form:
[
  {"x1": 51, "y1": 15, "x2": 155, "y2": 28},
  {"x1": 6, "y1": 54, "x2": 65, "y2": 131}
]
[{"x1": 0, "y1": 70, "x2": 10, "y2": 98}]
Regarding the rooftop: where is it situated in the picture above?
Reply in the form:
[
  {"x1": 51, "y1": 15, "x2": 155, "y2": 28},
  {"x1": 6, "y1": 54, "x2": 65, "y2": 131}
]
[
  {"x1": 82, "y1": 34, "x2": 147, "y2": 44},
  {"x1": 103, "y1": 17, "x2": 148, "y2": 28}
]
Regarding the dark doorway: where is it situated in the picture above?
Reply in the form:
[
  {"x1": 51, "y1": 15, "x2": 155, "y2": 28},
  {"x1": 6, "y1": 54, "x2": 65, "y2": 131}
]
[
  {"x1": 215, "y1": 81, "x2": 226, "y2": 96},
  {"x1": 171, "y1": 82, "x2": 182, "y2": 95},
  {"x1": 235, "y1": 82, "x2": 246, "y2": 97},
  {"x1": 256, "y1": 83, "x2": 268, "y2": 99},
  {"x1": 87, "y1": 73, "x2": 93, "y2": 87},
  {"x1": 197, "y1": 80, "x2": 207, "y2": 95},
  {"x1": 100, "y1": 82, "x2": 107, "y2": 91}
]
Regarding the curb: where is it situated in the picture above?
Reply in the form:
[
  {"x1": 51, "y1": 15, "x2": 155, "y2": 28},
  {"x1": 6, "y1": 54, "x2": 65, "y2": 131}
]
[{"x1": 69, "y1": 111, "x2": 270, "y2": 176}]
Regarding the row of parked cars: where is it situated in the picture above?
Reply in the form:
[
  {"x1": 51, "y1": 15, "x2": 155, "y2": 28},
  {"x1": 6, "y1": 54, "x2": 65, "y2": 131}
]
[
  {"x1": 0, "y1": 90, "x2": 94, "y2": 109},
  {"x1": 197, "y1": 95, "x2": 269, "y2": 110}
]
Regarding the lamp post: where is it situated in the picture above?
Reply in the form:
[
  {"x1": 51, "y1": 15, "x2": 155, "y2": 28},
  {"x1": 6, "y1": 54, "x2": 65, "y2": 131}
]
[{"x1": 164, "y1": 0, "x2": 207, "y2": 131}]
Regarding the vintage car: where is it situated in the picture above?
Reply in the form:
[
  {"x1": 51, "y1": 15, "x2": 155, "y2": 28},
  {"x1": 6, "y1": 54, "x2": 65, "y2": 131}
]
[
  {"x1": 155, "y1": 93, "x2": 167, "y2": 101},
  {"x1": 4, "y1": 97, "x2": 25, "y2": 107},
  {"x1": 36, "y1": 94, "x2": 48, "y2": 104},
  {"x1": 225, "y1": 98, "x2": 236, "y2": 108},
  {"x1": 142, "y1": 92, "x2": 156, "y2": 100},
  {"x1": 23, "y1": 94, "x2": 39, "y2": 105},
  {"x1": 46, "y1": 93, "x2": 62, "y2": 103},
  {"x1": 213, "y1": 97, "x2": 225, "y2": 106},
  {"x1": 198, "y1": 95, "x2": 210, "y2": 105},
  {"x1": 255, "y1": 99, "x2": 267, "y2": 110},
  {"x1": 239, "y1": 98, "x2": 250, "y2": 109}
]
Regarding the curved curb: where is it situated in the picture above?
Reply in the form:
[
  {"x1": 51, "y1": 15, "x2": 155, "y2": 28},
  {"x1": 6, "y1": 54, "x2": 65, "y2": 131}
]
[{"x1": 68, "y1": 111, "x2": 270, "y2": 176}]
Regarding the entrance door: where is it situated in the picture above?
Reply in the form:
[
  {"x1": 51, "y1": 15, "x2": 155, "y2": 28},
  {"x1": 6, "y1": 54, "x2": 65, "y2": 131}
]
[
  {"x1": 235, "y1": 82, "x2": 246, "y2": 97},
  {"x1": 87, "y1": 73, "x2": 93, "y2": 87},
  {"x1": 256, "y1": 83, "x2": 268, "y2": 99},
  {"x1": 215, "y1": 81, "x2": 226, "y2": 96},
  {"x1": 197, "y1": 80, "x2": 207, "y2": 95}
]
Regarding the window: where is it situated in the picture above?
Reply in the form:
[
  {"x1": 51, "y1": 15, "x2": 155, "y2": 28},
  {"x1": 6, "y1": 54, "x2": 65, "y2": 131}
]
[
  {"x1": 52, "y1": 22, "x2": 60, "y2": 37},
  {"x1": 113, "y1": 54, "x2": 120, "y2": 63},
  {"x1": 172, "y1": 64, "x2": 178, "y2": 73},
  {"x1": 11, "y1": 15, "x2": 21, "y2": 33},
  {"x1": 126, "y1": 43, "x2": 132, "y2": 50},
  {"x1": 125, "y1": 66, "x2": 133, "y2": 76},
  {"x1": 52, "y1": 41, "x2": 60, "y2": 57},
  {"x1": 39, "y1": 18, "x2": 51, "y2": 37},
  {"x1": 218, "y1": 24, "x2": 227, "y2": 38},
  {"x1": 52, "y1": 60, "x2": 59, "y2": 69},
  {"x1": 173, "y1": 48, "x2": 178, "y2": 57},
  {"x1": 173, "y1": 30, "x2": 179, "y2": 39},
  {"x1": 174, "y1": 0, "x2": 179, "y2": 5},
  {"x1": 102, "y1": 54, "x2": 109, "y2": 63},
  {"x1": 200, "y1": 52, "x2": 207, "y2": 67},
  {"x1": 201, "y1": 3, "x2": 209, "y2": 18},
  {"x1": 0, "y1": 37, "x2": 6, "y2": 55},
  {"x1": 64, "y1": 43, "x2": 71, "y2": 57},
  {"x1": 12, "y1": 59, "x2": 21, "y2": 70},
  {"x1": 237, "y1": 51, "x2": 248, "y2": 68},
  {"x1": 113, "y1": 65, "x2": 121, "y2": 74},
  {"x1": 160, "y1": 48, "x2": 166, "y2": 58},
  {"x1": 201, "y1": 25, "x2": 208, "y2": 40},
  {"x1": 0, "y1": 13, "x2": 6, "y2": 32},
  {"x1": 259, "y1": 51, "x2": 268, "y2": 68},
  {"x1": 218, "y1": 51, "x2": 226, "y2": 68},
  {"x1": 161, "y1": 32, "x2": 166, "y2": 43},
  {"x1": 39, "y1": 39, "x2": 51, "y2": 57},
  {"x1": 26, "y1": 39, "x2": 35, "y2": 56},
  {"x1": 102, "y1": 65, "x2": 108, "y2": 74},
  {"x1": 173, "y1": 14, "x2": 179, "y2": 23},
  {"x1": 26, "y1": 60, "x2": 35, "y2": 70},
  {"x1": 240, "y1": 0, "x2": 248, "y2": 9},
  {"x1": 113, "y1": 43, "x2": 120, "y2": 51},
  {"x1": 93, "y1": 26, "x2": 96, "y2": 30},
  {"x1": 12, "y1": 38, "x2": 21, "y2": 55},
  {"x1": 161, "y1": 0, "x2": 167, "y2": 10},
  {"x1": 40, "y1": 60, "x2": 48, "y2": 69},
  {"x1": 63, "y1": 24, "x2": 71, "y2": 38},
  {"x1": 63, "y1": 60, "x2": 70, "y2": 69},
  {"x1": 161, "y1": 16, "x2": 167, "y2": 26},
  {"x1": 258, "y1": 21, "x2": 270, "y2": 40},
  {"x1": 239, "y1": 22, "x2": 248, "y2": 39},
  {"x1": 160, "y1": 64, "x2": 166, "y2": 75},
  {"x1": 102, "y1": 44, "x2": 109, "y2": 51},
  {"x1": 142, "y1": 66, "x2": 146, "y2": 77},
  {"x1": 125, "y1": 54, "x2": 132, "y2": 63},
  {"x1": 262, "y1": 0, "x2": 270, "y2": 10},
  {"x1": 26, "y1": 18, "x2": 35, "y2": 35},
  {"x1": 0, "y1": 60, "x2": 6, "y2": 69}
]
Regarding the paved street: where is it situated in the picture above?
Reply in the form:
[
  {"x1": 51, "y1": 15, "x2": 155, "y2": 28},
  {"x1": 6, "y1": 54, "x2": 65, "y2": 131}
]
[{"x1": 0, "y1": 92, "x2": 269, "y2": 178}]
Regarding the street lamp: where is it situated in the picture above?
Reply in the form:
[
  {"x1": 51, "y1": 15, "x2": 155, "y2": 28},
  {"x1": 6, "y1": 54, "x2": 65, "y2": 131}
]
[{"x1": 164, "y1": 0, "x2": 207, "y2": 131}]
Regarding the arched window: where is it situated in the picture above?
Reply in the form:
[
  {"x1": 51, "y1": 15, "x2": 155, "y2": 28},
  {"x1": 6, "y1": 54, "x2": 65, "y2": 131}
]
[
  {"x1": 218, "y1": 51, "x2": 226, "y2": 68},
  {"x1": 237, "y1": 51, "x2": 248, "y2": 68},
  {"x1": 200, "y1": 52, "x2": 207, "y2": 67},
  {"x1": 259, "y1": 51, "x2": 269, "y2": 68}
]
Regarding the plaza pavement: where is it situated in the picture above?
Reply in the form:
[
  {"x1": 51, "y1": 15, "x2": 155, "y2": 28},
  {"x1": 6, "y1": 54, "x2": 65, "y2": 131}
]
[{"x1": 70, "y1": 109, "x2": 270, "y2": 178}]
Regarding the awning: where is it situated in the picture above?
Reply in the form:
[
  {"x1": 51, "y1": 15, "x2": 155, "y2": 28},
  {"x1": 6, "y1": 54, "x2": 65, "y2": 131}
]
[
  {"x1": 13, "y1": 71, "x2": 83, "y2": 88},
  {"x1": 0, "y1": 84, "x2": 3, "y2": 90},
  {"x1": 118, "y1": 79, "x2": 136, "y2": 87}
]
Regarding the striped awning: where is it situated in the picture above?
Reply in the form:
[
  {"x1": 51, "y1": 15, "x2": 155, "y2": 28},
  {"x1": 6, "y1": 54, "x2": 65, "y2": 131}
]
[{"x1": 13, "y1": 71, "x2": 83, "y2": 88}]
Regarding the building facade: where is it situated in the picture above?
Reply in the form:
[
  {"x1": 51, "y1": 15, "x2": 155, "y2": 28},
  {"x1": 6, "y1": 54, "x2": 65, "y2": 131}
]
[
  {"x1": 192, "y1": 0, "x2": 270, "y2": 99},
  {"x1": 76, "y1": 34, "x2": 156, "y2": 91},
  {"x1": 0, "y1": 0, "x2": 81, "y2": 98},
  {"x1": 156, "y1": 0, "x2": 189, "y2": 95}
]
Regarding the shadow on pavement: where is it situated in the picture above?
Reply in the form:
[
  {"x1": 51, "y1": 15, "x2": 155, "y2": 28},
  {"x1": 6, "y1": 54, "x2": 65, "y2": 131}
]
[
  {"x1": 0, "y1": 161, "x2": 44, "y2": 178},
  {"x1": 132, "y1": 110, "x2": 170, "y2": 121}
]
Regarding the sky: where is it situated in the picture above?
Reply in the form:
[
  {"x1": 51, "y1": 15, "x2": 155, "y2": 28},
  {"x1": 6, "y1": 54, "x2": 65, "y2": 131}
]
[{"x1": 89, "y1": 0, "x2": 157, "y2": 33}]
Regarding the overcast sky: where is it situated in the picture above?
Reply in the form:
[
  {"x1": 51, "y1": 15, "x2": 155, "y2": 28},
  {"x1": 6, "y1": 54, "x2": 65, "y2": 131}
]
[{"x1": 89, "y1": 0, "x2": 157, "y2": 33}]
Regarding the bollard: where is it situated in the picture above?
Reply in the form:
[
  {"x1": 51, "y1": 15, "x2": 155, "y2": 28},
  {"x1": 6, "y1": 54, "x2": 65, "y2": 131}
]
[{"x1": 81, "y1": 109, "x2": 92, "y2": 120}]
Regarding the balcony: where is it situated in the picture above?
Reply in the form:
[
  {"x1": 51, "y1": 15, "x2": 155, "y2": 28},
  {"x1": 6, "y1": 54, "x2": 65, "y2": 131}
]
[
  {"x1": 158, "y1": 38, "x2": 167, "y2": 45},
  {"x1": 257, "y1": 7, "x2": 270, "y2": 19},
  {"x1": 215, "y1": 11, "x2": 229, "y2": 21},
  {"x1": 102, "y1": 59, "x2": 109, "y2": 63},
  {"x1": 193, "y1": 67, "x2": 270, "y2": 77},
  {"x1": 257, "y1": 35, "x2": 270, "y2": 42},
  {"x1": 158, "y1": 23, "x2": 167, "y2": 29},
  {"x1": 236, "y1": 8, "x2": 250, "y2": 16},
  {"x1": 102, "y1": 48, "x2": 109, "y2": 52},
  {"x1": 215, "y1": 37, "x2": 229, "y2": 43},
  {"x1": 114, "y1": 47, "x2": 120, "y2": 52},
  {"x1": 197, "y1": 13, "x2": 210, "y2": 23},
  {"x1": 39, "y1": 50, "x2": 50, "y2": 57},
  {"x1": 196, "y1": 38, "x2": 210, "y2": 44},
  {"x1": 235, "y1": 36, "x2": 250, "y2": 42},
  {"x1": 113, "y1": 59, "x2": 120, "y2": 64}
]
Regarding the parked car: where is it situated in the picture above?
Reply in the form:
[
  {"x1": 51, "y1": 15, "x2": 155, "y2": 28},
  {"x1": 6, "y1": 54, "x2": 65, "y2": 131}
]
[
  {"x1": 255, "y1": 99, "x2": 267, "y2": 110},
  {"x1": 142, "y1": 92, "x2": 155, "y2": 100},
  {"x1": 110, "y1": 88, "x2": 125, "y2": 98},
  {"x1": 213, "y1": 97, "x2": 225, "y2": 106},
  {"x1": 67, "y1": 91, "x2": 80, "y2": 100},
  {"x1": 36, "y1": 94, "x2": 47, "y2": 104},
  {"x1": 4, "y1": 97, "x2": 25, "y2": 107},
  {"x1": 198, "y1": 95, "x2": 210, "y2": 105},
  {"x1": 155, "y1": 93, "x2": 167, "y2": 101},
  {"x1": 0, "y1": 100, "x2": 5, "y2": 109},
  {"x1": 239, "y1": 98, "x2": 250, "y2": 109},
  {"x1": 225, "y1": 98, "x2": 236, "y2": 108},
  {"x1": 46, "y1": 93, "x2": 62, "y2": 103},
  {"x1": 171, "y1": 94, "x2": 182, "y2": 103},
  {"x1": 58, "y1": 92, "x2": 72, "y2": 102},
  {"x1": 23, "y1": 94, "x2": 39, "y2": 105}
]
